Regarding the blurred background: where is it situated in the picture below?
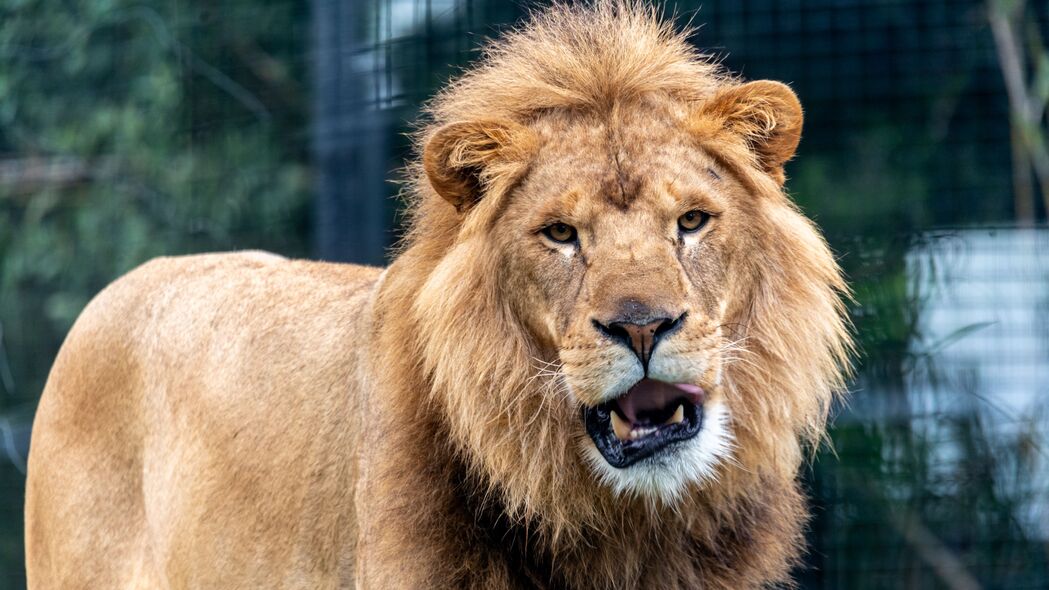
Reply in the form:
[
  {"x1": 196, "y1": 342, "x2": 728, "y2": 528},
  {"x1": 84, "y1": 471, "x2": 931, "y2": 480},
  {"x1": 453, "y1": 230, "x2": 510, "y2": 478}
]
[{"x1": 1, "y1": 0, "x2": 1048, "y2": 587}]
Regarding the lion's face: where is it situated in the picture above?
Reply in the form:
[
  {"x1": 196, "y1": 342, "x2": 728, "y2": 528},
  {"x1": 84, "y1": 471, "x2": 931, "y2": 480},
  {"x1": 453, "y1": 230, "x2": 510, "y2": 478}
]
[
  {"x1": 493, "y1": 111, "x2": 750, "y2": 499},
  {"x1": 421, "y1": 80, "x2": 834, "y2": 507}
]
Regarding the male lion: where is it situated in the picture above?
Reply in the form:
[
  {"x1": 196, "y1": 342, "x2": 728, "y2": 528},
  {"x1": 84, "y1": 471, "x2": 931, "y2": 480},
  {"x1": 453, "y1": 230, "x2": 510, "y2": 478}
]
[{"x1": 25, "y1": 2, "x2": 851, "y2": 588}]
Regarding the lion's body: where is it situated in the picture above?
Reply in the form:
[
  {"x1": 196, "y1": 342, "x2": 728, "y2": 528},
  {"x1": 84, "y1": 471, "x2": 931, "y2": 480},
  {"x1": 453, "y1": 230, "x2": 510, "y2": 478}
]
[
  {"x1": 26, "y1": 254, "x2": 378, "y2": 588},
  {"x1": 26, "y1": 251, "x2": 806, "y2": 590},
  {"x1": 26, "y1": 3, "x2": 852, "y2": 588}
]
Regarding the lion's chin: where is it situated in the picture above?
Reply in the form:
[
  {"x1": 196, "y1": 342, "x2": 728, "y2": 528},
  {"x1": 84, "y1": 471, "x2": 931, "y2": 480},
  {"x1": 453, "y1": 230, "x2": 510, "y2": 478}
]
[{"x1": 581, "y1": 379, "x2": 705, "y2": 468}]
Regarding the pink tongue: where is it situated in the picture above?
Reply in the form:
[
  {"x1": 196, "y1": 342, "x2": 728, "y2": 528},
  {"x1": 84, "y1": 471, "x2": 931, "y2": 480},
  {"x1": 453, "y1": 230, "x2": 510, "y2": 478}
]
[{"x1": 616, "y1": 379, "x2": 704, "y2": 423}]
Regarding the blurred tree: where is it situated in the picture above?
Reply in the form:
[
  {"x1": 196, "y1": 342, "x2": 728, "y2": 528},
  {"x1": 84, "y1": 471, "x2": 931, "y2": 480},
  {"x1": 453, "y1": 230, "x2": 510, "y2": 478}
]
[{"x1": 0, "y1": 0, "x2": 311, "y2": 405}]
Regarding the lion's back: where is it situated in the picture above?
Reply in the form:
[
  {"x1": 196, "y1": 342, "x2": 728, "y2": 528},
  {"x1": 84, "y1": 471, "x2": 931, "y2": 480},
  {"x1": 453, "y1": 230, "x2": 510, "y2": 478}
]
[{"x1": 25, "y1": 251, "x2": 381, "y2": 589}]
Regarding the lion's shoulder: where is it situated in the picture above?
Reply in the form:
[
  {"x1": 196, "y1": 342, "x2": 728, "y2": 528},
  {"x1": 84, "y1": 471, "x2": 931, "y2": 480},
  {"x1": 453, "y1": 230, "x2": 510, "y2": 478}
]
[{"x1": 111, "y1": 251, "x2": 381, "y2": 323}]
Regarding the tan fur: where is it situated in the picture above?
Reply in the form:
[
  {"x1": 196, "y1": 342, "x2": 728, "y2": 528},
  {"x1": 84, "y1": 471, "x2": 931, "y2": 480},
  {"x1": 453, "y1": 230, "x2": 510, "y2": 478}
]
[{"x1": 25, "y1": 2, "x2": 852, "y2": 588}]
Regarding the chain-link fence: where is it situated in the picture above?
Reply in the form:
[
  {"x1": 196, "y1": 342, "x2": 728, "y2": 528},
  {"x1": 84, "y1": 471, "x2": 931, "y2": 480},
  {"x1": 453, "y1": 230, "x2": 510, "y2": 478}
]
[{"x1": 2, "y1": 0, "x2": 1048, "y2": 587}]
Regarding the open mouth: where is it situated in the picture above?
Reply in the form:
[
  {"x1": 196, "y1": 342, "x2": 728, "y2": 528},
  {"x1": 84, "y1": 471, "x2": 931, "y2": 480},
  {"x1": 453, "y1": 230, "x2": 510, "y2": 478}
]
[{"x1": 582, "y1": 379, "x2": 705, "y2": 468}]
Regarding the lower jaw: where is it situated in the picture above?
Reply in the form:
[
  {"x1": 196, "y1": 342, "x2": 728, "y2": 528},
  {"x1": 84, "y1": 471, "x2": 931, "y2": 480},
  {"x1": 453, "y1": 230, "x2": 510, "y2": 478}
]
[{"x1": 582, "y1": 402, "x2": 704, "y2": 469}]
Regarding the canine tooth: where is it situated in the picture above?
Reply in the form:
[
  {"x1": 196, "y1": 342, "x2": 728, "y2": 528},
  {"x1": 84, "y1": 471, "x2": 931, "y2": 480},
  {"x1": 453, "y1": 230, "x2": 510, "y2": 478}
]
[
  {"x1": 667, "y1": 404, "x2": 685, "y2": 425},
  {"x1": 611, "y1": 411, "x2": 631, "y2": 441}
]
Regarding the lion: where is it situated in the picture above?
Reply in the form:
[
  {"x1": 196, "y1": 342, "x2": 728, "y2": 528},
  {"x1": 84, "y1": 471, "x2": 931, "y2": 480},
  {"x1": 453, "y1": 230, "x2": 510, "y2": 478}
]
[{"x1": 25, "y1": 2, "x2": 852, "y2": 588}]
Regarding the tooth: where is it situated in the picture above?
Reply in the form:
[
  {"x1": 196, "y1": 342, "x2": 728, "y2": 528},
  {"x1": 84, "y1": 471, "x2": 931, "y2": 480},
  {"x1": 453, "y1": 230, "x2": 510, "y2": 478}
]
[
  {"x1": 632, "y1": 427, "x2": 655, "y2": 440},
  {"x1": 667, "y1": 404, "x2": 685, "y2": 425},
  {"x1": 611, "y1": 411, "x2": 631, "y2": 441}
]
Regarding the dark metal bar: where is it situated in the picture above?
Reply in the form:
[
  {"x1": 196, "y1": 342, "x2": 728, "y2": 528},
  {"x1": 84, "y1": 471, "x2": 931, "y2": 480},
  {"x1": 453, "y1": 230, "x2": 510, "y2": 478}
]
[{"x1": 312, "y1": 0, "x2": 390, "y2": 265}]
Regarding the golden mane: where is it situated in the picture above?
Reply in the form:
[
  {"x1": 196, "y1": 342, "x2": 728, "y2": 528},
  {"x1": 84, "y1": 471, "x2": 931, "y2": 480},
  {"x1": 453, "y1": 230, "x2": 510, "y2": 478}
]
[
  {"x1": 430, "y1": 1, "x2": 723, "y2": 121},
  {"x1": 379, "y1": 1, "x2": 854, "y2": 586}
]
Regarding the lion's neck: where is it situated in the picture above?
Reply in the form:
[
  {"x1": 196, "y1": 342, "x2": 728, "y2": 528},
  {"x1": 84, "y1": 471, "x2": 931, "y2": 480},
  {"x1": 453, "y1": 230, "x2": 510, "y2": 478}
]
[{"x1": 445, "y1": 452, "x2": 804, "y2": 589}]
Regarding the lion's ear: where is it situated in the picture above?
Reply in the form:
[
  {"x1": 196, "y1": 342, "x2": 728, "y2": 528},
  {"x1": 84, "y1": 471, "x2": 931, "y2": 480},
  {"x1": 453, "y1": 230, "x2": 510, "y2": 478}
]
[
  {"x1": 696, "y1": 80, "x2": 803, "y2": 185},
  {"x1": 423, "y1": 120, "x2": 535, "y2": 212}
]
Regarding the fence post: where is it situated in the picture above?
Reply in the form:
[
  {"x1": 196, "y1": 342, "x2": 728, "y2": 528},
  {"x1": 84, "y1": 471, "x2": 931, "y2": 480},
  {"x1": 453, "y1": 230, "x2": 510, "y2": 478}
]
[{"x1": 312, "y1": 0, "x2": 390, "y2": 265}]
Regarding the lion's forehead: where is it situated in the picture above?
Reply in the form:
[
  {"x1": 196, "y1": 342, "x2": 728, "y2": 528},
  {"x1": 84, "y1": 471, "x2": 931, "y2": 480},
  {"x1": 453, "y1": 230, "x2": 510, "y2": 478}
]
[
  {"x1": 536, "y1": 111, "x2": 697, "y2": 164},
  {"x1": 525, "y1": 118, "x2": 718, "y2": 213}
]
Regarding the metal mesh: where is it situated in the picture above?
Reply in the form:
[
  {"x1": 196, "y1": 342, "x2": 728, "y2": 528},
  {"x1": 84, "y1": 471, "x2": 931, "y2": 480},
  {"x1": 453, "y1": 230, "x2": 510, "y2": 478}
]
[{"x1": 1, "y1": 0, "x2": 1047, "y2": 588}]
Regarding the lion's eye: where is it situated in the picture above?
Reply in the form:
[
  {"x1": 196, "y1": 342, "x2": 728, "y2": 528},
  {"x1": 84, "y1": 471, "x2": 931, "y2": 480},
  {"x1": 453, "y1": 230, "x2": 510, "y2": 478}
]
[
  {"x1": 678, "y1": 210, "x2": 710, "y2": 233},
  {"x1": 542, "y1": 222, "x2": 578, "y2": 244}
]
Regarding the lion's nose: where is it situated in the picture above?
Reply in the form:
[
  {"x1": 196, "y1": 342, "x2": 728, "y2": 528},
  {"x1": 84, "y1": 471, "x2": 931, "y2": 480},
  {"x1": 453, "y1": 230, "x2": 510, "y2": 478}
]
[{"x1": 593, "y1": 313, "x2": 684, "y2": 371}]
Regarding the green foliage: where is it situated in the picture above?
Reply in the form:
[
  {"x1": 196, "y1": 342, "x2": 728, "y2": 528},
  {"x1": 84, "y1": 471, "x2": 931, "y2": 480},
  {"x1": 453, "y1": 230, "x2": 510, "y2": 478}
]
[
  {"x1": 0, "y1": 0, "x2": 312, "y2": 403},
  {"x1": 811, "y1": 412, "x2": 1049, "y2": 589}
]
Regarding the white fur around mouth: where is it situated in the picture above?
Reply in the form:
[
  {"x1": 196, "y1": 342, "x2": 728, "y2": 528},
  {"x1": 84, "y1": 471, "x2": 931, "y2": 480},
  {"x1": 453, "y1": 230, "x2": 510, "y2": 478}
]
[{"x1": 581, "y1": 401, "x2": 734, "y2": 503}]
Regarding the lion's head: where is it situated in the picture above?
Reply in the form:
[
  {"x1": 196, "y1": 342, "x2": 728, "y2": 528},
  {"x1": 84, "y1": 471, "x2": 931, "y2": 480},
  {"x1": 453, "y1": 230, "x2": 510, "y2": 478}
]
[{"x1": 396, "y1": 0, "x2": 851, "y2": 554}]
